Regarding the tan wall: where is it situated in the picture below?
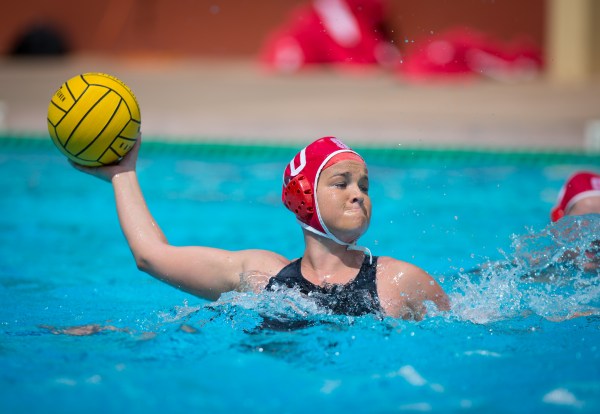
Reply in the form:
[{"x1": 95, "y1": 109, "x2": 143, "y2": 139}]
[
  {"x1": 1, "y1": 0, "x2": 545, "y2": 57},
  {"x1": 594, "y1": 4, "x2": 600, "y2": 74},
  {"x1": 546, "y1": 0, "x2": 600, "y2": 82}
]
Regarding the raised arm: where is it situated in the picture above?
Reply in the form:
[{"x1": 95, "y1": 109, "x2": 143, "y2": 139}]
[{"x1": 72, "y1": 134, "x2": 288, "y2": 300}]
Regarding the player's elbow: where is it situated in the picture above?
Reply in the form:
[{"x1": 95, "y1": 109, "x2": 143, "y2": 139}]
[
  {"x1": 133, "y1": 252, "x2": 153, "y2": 273},
  {"x1": 131, "y1": 246, "x2": 163, "y2": 274}
]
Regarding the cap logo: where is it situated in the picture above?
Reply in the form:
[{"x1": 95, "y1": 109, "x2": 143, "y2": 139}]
[
  {"x1": 330, "y1": 137, "x2": 349, "y2": 149},
  {"x1": 592, "y1": 177, "x2": 600, "y2": 190},
  {"x1": 288, "y1": 148, "x2": 307, "y2": 177}
]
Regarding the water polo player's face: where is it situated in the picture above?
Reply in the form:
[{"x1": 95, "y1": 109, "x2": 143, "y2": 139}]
[
  {"x1": 317, "y1": 160, "x2": 371, "y2": 242},
  {"x1": 568, "y1": 196, "x2": 600, "y2": 217}
]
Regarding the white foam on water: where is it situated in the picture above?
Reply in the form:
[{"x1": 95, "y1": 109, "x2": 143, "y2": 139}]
[
  {"x1": 463, "y1": 349, "x2": 502, "y2": 358},
  {"x1": 449, "y1": 214, "x2": 600, "y2": 323},
  {"x1": 320, "y1": 379, "x2": 342, "y2": 394},
  {"x1": 156, "y1": 300, "x2": 203, "y2": 323},
  {"x1": 397, "y1": 365, "x2": 427, "y2": 386},
  {"x1": 397, "y1": 402, "x2": 432, "y2": 412},
  {"x1": 543, "y1": 388, "x2": 584, "y2": 408}
]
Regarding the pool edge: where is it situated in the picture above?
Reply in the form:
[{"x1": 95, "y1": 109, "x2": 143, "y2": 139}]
[{"x1": 1, "y1": 131, "x2": 599, "y2": 165}]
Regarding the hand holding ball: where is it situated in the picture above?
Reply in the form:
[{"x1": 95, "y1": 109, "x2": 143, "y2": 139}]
[{"x1": 47, "y1": 73, "x2": 141, "y2": 166}]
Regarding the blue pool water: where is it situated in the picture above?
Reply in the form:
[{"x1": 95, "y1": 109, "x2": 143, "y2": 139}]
[{"x1": 1, "y1": 138, "x2": 599, "y2": 413}]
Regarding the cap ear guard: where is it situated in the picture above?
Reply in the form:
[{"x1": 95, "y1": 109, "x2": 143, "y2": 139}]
[
  {"x1": 283, "y1": 174, "x2": 314, "y2": 222},
  {"x1": 551, "y1": 207, "x2": 564, "y2": 222}
]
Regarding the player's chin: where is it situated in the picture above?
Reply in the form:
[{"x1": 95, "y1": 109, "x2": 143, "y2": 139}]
[{"x1": 338, "y1": 219, "x2": 370, "y2": 242}]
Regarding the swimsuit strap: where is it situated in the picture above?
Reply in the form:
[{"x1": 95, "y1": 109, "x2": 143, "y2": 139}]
[{"x1": 351, "y1": 254, "x2": 378, "y2": 289}]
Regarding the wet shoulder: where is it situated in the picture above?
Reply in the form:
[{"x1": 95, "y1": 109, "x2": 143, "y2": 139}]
[
  {"x1": 374, "y1": 256, "x2": 432, "y2": 298},
  {"x1": 241, "y1": 249, "x2": 290, "y2": 271},
  {"x1": 375, "y1": 256, "x2": 428, "y2": 282},
  {"x1": 237, "y1": 250, "x2": 291, "y2": 293}
]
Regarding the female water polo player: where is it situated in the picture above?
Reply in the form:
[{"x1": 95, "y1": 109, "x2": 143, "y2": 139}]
[
  {"x1": 72, "y1": 135, "x2": 450, "y2": 319},
  {"x1": 551, "y1": 171, "x2": 600, "y2": 221},
  {"x1": 550, "y1": 170, "x2": 600, "y2": 272}
]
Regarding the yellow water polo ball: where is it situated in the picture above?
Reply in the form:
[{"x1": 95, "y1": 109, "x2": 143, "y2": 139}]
[{"x1": 47, "y1": 72, "x2": 141, "y2": 166}]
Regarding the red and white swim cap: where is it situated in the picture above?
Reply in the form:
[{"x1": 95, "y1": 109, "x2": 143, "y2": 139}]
[
  {"x1": 551, "y1": 171, "x2": 600, "y2": 221},
  {"x1": 282, "y1": 137, "x2": 370, "y2": 254}
]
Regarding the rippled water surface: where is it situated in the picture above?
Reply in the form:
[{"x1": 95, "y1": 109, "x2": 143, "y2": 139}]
[{"x1": 1, "y1": 143, "x2": 599, "y2": 413}]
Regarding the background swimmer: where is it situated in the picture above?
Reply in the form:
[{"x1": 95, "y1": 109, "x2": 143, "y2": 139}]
[
  {"x1": 550, "y1": 171, "x2": 600, "y2": 272},
  {"x1": 551, "y1": 171, "x2": 600, "y2": 220}
]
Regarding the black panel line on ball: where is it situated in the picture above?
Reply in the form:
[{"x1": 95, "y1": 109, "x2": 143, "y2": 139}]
[
  {"x1": 48, "y1": 100, "x2": 67, "y2": 116},
  {"x1": 47, "y1": 100, "x2": 66, "y2": 127},
  {"x1": 64, "y1": 89, "x2": 112, "y2": 149},
  {"x1": 68, "y1": 77, "x2": 88, "y2": 102},
  {"x1": 97, "y1": 141, "x2": 120, "y2": 164},
  {"x1": 75, "y1": 98, "x2": 124, "y2": 157},
  {"x1": 118, "y1": 94, "x2": 134, "y2": 119},
  {"x1": 88, "y1": 78, "x2": 139, "y2": 122},
  {"x1": 48, "y1": 124, "x2": 60, "y2": 145},
  {"x1": 48, "y1": 99, "x2": 69, "y2": 121},
  {"x1": 64, "y1": 80, "x2": 75, "y2": 101},
  {"x1": 100, "y1": 109, "x2": 133, "y2": 159},
  {"x1": 96, "y1": 147, "x2": 120, "y2": 167},
  {"x1": 87, "y1": 81, "x2": 137, "y2": 122},
  {"x1": 114, "y1": 117, "x2": 137, "y2": 141}
]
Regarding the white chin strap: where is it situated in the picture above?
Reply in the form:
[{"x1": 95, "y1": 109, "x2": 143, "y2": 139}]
[{"x1": 299, "y1": 221, "x2": 373, "y2": 264}]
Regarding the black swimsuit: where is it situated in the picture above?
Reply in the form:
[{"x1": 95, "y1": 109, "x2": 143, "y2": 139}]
[{"x1": 265, "y1": 255, "x2": 382, "y2": 316}]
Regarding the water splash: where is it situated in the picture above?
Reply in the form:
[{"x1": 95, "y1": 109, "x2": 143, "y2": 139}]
[
  {"x1": 156, "y1": 300, "x2": 203, "y2": 323},
  {"x1": 131, "y1": 215, "x2": 599, "y2": 333},
  {"x1": 450, "y1": 214, "x2": 600, "y2": 323}
]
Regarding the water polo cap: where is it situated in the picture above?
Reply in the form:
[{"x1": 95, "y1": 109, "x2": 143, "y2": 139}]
[
  {"x1": 551, "y1": 171, "x2": 600, "y2": 221},
  {"x1": 282, "y1": 137, "x2": 372, "y2": 262}
]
